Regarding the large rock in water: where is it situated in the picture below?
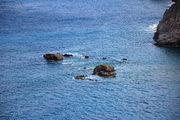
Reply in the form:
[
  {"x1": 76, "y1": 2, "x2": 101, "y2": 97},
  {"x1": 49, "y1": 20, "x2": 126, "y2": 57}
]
[
  {"x1": 43, "y1": 53, "x2": 63, "y2": 61},
  {"x1": 153, "y1": 0, "x2": 180, "y2": 47},
  {"x1": 93, "y1": 64, "x2": 116, "y2": 77}
]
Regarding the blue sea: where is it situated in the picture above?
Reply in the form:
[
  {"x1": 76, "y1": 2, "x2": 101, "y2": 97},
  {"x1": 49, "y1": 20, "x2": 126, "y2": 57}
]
[{"x1": 0, "y1": 0, "x2": 180, "y2": 120}]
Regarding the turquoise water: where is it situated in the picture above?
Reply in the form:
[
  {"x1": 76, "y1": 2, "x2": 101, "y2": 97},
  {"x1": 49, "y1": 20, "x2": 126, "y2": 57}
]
[{"x1": 0, "y1": 0, "x2": 180, "y2": 120}]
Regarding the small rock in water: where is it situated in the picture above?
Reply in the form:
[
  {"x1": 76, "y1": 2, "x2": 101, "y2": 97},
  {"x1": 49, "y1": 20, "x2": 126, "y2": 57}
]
[
  {"x1": 84, "y1": 56, "x2": 89, "y2": 59},
  {"x1": 86, "y1": 78, "x2": 98, "y2": 81},
  {"x1": 93, "y1": 64, "x2": 116, "y2": 77},
  {"x1": 74, "y1": 75, "x2": 97, "y2": 81},
  {"x1": 74, "y1": 75, "x2": 87, "y2": 80},
  {"x1": 43, "y1": 53, "x2": 63, "y2": 61},
  {"x1": 102, "y1": 57, "x2": 107, "y2": 60},
  {"x1": 122, "y1": 58, "x2": 127, "y2": 61},
  {"x1": 63, "y1": 54, "x2": 73, "y2": 57}
]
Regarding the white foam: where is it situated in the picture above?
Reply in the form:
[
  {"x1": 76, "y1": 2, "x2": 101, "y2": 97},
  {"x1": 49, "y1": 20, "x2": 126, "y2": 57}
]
[
  {"x1": 167, "y1": 2, "x2": 173, "y2": 7},
  {"x1": 68, "y1": 53, "x2": 83, "y2": 57},
  {"x1": 86, "y1": 75, "x2": 99, "y2": 81},
  {"x1": 148, "y1": 24, "x2": 158, "y2": 31},
  {"x1": 62, "y1": 62, "x2": 73, "y2": 65},
  {"x1": 73, "y1": 75, "x2": 99, "y2": 81}
]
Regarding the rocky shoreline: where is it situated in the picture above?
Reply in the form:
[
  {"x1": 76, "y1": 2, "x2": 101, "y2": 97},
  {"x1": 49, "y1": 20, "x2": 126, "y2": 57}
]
[{"x1": 153, "y1": 0, "x2": 180, "y2": 47}]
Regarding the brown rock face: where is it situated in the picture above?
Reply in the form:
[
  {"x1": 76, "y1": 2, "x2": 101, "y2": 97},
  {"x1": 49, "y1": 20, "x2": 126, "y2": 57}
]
[
  {"x1": 172, "y1": 0, "x2": 177, "y2": 2},
  {"x1": 93, "y1": 64, "x2": 116, "y2": 77},
  {"x1": 43, "y1": 53, "x2": 63, "y2": 61},
  {"x1": 153, "y1": 0, "x2": 180, "y2": 47}
]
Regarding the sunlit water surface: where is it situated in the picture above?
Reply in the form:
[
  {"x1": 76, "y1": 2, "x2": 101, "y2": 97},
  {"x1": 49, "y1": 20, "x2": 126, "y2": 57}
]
[{"x1": 0, "y1": 0, "x2": 180, "y2": 120}]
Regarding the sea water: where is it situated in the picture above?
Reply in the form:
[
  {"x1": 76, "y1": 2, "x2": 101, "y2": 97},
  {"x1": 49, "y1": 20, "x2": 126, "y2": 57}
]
[{"x1": 0, "y1": 0, "x2": 180, "y2": 120}]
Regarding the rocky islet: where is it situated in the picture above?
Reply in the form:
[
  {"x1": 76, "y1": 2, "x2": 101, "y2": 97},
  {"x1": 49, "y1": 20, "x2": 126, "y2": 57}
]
[{"x1": 153, "y1": 0, "x2": 180, "y2": 47}]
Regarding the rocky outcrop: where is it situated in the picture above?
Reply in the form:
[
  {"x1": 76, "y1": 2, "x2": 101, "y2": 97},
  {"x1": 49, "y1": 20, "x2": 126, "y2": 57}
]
[
  {"x1": 153, "y1": 0, "x2": 180, "y2": 47},
  {"x1": 93, "y1": 64, "x2": 116, "y2": 77},
  {"x1": 43, "y1": 53, "x2": 63, "y2": 61}
]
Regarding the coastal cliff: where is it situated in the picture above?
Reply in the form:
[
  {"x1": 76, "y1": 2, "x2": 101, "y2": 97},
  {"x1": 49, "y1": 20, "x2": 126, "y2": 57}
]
[{"x1": 153, "y1": 0, "x2": 180, "y2": 47}]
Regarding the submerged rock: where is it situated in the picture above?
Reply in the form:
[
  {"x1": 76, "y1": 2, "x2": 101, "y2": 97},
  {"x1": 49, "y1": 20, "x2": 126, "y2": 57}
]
[
  {"x1": 83, "y1": 67, "x2": 87, "y2": 69},
  {"x1": 43, "y1": 53, "x2": 63, "y2": 61},
  {"x1": 102, "y1": 57, "x2": 107, "y2": 60},
  {"x1": 74, "y1": 75, "x2": 97, "y2": 81},
  {"x1": 93, "y1": 64, "x2": 116, "y2": 77},
  {"x1": 63, "y1": 54, "x2": 73, "y2": 57},
  {"x1": 153, "y1": 0, "x2": 180, "y2": 47},
  {"x1": 122, "y1": 58, "x2": 127, "y2": 61},
  {"x1": 75, "y1": 75, "x2": 87, "y2": 80},
  {"x1": 84, "y1": 56, "x2": 90, "y2": 59}
]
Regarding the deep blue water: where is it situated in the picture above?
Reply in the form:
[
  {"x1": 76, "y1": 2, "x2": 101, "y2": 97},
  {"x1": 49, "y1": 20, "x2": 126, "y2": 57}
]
[{"x1": 0, "y1": 0, "x2": 180, "y2": 120}]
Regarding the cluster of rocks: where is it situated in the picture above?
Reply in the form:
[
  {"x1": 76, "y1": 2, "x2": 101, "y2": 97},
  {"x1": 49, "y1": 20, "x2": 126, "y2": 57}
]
[
  {"x1": 153, "y1": 0, "x2": 180, "y2": 47},
  {"x1": 43, "y1": 53, "x2": 74, "y2": 61},
  {"x1": 75, "y1": 64, "x2": 116, "y2": 81},
  {"x1": 43, "y1": 53, "x2": 91, "y2": 61},
  {"x1": 43, "y1": 53, "x2": 117, "y2": 80}
]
